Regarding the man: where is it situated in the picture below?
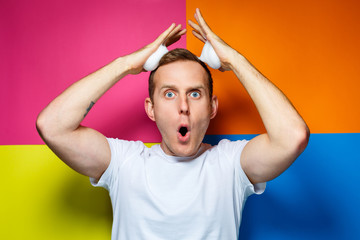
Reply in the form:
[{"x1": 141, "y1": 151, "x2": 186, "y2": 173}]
[{"x1": 36, "y1": 8, "x2": 309, "y2": 239}]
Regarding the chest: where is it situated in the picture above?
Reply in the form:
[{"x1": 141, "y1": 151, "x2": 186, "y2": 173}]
[{"x1": 118, "y1": 153, "x2": 235, "y2": 212}]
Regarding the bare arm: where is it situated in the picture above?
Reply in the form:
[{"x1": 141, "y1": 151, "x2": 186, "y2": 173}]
[
  {"x1": 229, "y1": 54, "x2": 310, "y2": 183},
  {"x1": 36, "y1": 24, "x2": 186, "y2": 181},
  {"x1": 189, "y1": 8, "x2": 309, "y2": 184}
]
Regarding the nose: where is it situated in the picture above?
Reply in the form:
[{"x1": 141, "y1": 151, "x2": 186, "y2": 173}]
[{"x1": 179, "y1": 95, "x2": 189, "y2": 115}]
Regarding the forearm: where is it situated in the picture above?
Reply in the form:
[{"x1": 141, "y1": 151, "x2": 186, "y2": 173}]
[
  {"x1": 229, "y1": 53, "x2": 309, "y2": 146},
  {"x1": 37, "y1": 56, "x2": 130, "y2": 137}
]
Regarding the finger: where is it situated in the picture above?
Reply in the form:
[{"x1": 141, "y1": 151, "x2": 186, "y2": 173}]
[
  {"x1": 192, "y1": 30, "x2": 206, "y2": 43},
  {"x1": 167, "y1": 24, "x2": 183, "y2": 40},
  {"x1": 194, "y1": 14, "x2": 207, "y2": 40},
  {"x1": 188, "y1": 19, "x2": 204, "y2": 37},
  {"x1": 165, "y1": 28, "x2": 187, "y2": 47},
  {"x1": 195, "y1": 8, "x2": 212, "y2": 38},
  {"x1": 165, "y1": 24, "x2": 184, "y2": 44},
  {"x1": 153, "y1": 23, "x2": 177, "y2": 46},
  {"x1": 176, "y1": 28, "x2": 187, "y2": 38},
  {"x1": 189, "y1": 18, "x2": 206, "y2": 40}
]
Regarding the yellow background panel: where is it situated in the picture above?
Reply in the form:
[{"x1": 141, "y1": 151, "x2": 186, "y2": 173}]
[
  {"x1": 187, "y1": 0, "x2": 360, "y2": 134},
  {"x1": 0, "y1": 144, "x2": 155, "y2": 239},
  {"x1": 1, "y1": 145, "x2": 111, "y2": 239}
]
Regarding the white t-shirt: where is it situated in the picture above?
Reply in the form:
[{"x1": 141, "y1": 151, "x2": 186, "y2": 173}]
[{"x1": 91, "y1": 138, "x2": 266, "y2": 240}]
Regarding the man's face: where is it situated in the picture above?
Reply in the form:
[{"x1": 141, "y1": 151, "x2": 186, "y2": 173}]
[{"x1": 145, "y1": 60, "x2": 218, "y2": 157}]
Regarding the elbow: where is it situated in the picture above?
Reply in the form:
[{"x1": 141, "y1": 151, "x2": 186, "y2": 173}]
[
  {"x1": 36, "y1": 111, "x2": 47, "y2": 139},
  {"x1": 36, "y1": 111, "x2": 56, "y2": 141},
  {"x1": 292, "y1": 124, "x2": 310, "y2": 155}
]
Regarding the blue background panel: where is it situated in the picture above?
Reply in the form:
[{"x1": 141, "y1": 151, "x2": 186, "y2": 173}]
[{"x1": 205, "y1": 133, "x2": 360, "y2": 240}]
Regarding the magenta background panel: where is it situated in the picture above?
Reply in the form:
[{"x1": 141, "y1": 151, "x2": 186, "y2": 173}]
[{"x1": 0, "y1": 0, "x2": 186, "y2": 145}]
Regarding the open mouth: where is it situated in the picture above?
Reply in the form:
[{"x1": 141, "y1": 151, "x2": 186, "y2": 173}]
[{"x1": 179, "y1": 126, "x2": 188, "y2": 137}]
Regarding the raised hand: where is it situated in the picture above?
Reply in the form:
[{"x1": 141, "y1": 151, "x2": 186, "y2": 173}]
[
  {"x1": 125, "y1": 23, "x2": 186, "y2": 75},
  {"x1": 188, "y1": 8, "x2": 238, "y2": 71}
]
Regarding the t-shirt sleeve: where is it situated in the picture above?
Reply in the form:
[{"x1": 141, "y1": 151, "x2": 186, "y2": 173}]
[
  {"x1": 218, "y1": 139, "x2": 266, "y2": 198},
  {"x1": 90, "y1": 138, "x2": 145, "y2": 191}
]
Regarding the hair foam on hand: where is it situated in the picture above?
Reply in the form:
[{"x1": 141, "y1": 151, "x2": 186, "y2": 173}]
[{"x1": 143, "y1": 41, "x2": 221, "y2": 71}]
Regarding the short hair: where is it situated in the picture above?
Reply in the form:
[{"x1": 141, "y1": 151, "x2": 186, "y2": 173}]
[{"x1": 148, "y1": 48, "x2": 213, "y2": 102}]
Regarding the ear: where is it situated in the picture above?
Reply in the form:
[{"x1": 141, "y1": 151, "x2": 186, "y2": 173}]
[
  {"x1": 145, "y1": 97, "x2": 156, "y2": 121},
  {"x1": 210, "y1": 95, "x2": 218, "y2": 119}
]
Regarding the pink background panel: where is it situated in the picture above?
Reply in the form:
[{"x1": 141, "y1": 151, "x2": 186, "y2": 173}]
[{"x1": 0, "y1": 0, "x2": 186, "y2": 145}]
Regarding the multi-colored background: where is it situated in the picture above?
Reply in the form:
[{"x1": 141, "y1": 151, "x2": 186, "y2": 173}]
[{"x1": 1, "y1": 0, "x2": 359, "y2": 239}]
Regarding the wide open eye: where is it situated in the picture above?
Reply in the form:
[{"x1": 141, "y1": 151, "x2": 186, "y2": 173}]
[
  {"x1": 165, "y1": 91, "x2": 175, "y2": 98},
  {"x1": 190, "y1": 92, "x2": 200, "y2": 98}
]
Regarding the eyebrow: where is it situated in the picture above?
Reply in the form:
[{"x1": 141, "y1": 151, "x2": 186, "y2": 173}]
[
  {"x1": 160, "y1": 84, "x2": 206, "y2": 92},
  {"x1": 159, "y1": 84, "x2": 177, "y2": 91}
]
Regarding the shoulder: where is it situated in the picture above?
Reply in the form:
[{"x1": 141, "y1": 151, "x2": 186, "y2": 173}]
[
  {"x1": 203, "y1": 139, "x2": 249, "y2": 167},
  {"x1": 106, "y1": 138, "x2": 146, "y2": 158},
  {"x1": 215, "y1": 139, "x2": 249, "y2": 156},
  {"x1": 90, "y1": 139, "x2": 146, "y2": 189}
]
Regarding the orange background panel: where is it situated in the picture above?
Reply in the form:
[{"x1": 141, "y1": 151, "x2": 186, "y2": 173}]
[{"x1": 187, "y1": 0, "x2": 360, "y2": 134}]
